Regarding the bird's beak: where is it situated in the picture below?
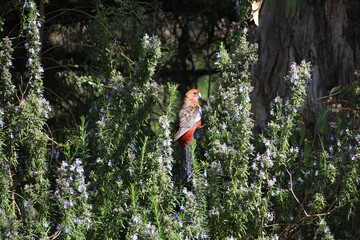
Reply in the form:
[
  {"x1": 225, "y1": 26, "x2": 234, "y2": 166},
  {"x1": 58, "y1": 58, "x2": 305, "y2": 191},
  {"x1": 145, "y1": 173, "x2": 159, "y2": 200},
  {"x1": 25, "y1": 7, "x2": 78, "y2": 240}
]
[{"x1": 198, "y1": 92, "x2": 202, "y2": 99}]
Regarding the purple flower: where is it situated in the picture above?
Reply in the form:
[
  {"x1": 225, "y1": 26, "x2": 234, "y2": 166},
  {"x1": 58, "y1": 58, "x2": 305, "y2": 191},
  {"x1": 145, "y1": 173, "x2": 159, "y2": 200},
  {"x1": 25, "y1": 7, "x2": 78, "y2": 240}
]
[
  {"x1": 133, "y1": 215, "x2": 140, "y2": 223},
  {"x1": 268, "y1": 177, "x2": 276, "y2": 187},
  {"x1": 75, "y1": 158, "x2": 82, "y2": 165},
  {"x1": 63, "y1": 226, "x2": 70, "y2": 234},
  {"x1": 78, "y1": 184, "x2": 84, "y2": 193},
  {"x1": 163, "y1": 140, "x2": 172, "y2": 147},
  {"x1": 216, "y1": 51, "x2": 222, "y2": 59},
  {"x1": 76, "y1": 165, "x2": 84, "y2": 175},
  {"x1": 290, "y1": 62, "x2": 297, "y2": 71},
  {"x1": 329, "y1": 146, "x2": 334, "y2": 156},
  {"x1": 63, "y1": 200, "x2": 69, "y2": 209},
  {"x1": 131, "y1": 144, "x2": 139, "y2": 153},
  {"x1": 27, "y1": 58, "x2": 33, "y2": 66},
  {"x1": 56, "y1": 224, "x2": 62, "y2": 230},
  {"x1": 70, "y1": 164, "x2": 76, "y2": 172},
  {"x1": 159, "y1": 116, "x2": 170, "y2": 129},
  {"x1": 61, "y1": 161, "x2": 68, "y2": 168}
]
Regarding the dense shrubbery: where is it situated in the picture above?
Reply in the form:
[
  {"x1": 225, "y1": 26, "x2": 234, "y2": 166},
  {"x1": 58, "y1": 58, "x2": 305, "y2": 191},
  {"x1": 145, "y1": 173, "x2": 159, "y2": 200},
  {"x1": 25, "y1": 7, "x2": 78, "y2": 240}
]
[{"x1": 0, "y1": 0, "x2": 359, "y2": 239}]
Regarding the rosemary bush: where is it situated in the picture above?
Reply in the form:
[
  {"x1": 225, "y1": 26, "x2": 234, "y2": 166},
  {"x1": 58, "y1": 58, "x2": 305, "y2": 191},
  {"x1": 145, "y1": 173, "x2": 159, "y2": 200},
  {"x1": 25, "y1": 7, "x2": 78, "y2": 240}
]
[
  {"x1": 0, "y1": 36, "x2": 20, "y2": 239},
  {"x1": 203, "y1": 28, "x2": 258, "y2": 239},
  {"x1": 0, "y1": 0, "x2": 359, "y2": 239},
  {"x1": 0, "y1": 1, "x2": 51, "y2": 238}
]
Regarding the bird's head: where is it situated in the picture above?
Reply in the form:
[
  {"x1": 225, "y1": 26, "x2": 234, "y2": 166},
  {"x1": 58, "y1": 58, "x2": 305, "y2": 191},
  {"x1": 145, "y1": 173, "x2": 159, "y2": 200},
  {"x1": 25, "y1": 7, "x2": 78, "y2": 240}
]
[{"x1": 185, "y1": 89, "x2": 202, "y2": 103}]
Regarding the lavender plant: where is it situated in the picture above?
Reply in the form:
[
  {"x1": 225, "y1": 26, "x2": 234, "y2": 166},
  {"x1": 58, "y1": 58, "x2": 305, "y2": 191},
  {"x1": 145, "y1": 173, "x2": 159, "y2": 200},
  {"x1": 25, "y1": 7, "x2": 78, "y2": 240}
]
[
  {"x1": 125, "y1": 83, "x2": 181, "y2": 240},
  {"x1": 54, "y1": 117, "x2": 92, "y2": 239},
  {"x1": 0, "y1": 37, "x2": 20, "y2": 239},
  {"x1": 203, "y1": 27, "x2": 257, "y2": 238},
  {"x1": 303, "y1": 81, "x2": 360, "y2": 239},
  {"x1": 249, "y1": 61, "x2": 312, "y2": 238},
  {"x1": 202, "y1": 25, "x2": 358, "y2": 239},
  {"x1": 88, "y1": 34, "x2": 164, "y2": 239},
  {"x1": 0, "y1": 1, "x2": 52, "y2": 239},
  {"x1": 249, "y1": 62, "x2": 360, "y2": 239},
  {"x1": 0, "y1": 1, "x2": 358, "y2": 239},
  {"x1": 12, "y1": 1, "x2": 51, "y2": 238}
]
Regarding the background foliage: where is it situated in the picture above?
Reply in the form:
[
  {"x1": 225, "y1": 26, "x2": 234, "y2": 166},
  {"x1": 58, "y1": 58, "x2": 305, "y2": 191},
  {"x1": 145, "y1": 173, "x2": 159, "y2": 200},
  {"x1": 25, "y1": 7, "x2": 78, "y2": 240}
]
[{"x1": 0, "y1": 0, "x2": 359, "y2": 239}]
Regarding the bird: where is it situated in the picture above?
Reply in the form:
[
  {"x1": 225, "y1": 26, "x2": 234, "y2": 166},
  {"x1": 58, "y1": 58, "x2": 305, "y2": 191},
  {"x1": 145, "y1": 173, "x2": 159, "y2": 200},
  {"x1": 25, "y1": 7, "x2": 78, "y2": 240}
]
[{"x1": 174, "y1": 89, "x2": 202, "y2": 184}]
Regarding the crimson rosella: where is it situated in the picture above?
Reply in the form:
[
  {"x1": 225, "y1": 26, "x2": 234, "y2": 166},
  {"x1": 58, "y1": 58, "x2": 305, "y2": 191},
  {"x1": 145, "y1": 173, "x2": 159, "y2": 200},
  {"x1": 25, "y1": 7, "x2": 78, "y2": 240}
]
[{"x1": 174, "y1": 89, "x2": 202, "y2": 184}]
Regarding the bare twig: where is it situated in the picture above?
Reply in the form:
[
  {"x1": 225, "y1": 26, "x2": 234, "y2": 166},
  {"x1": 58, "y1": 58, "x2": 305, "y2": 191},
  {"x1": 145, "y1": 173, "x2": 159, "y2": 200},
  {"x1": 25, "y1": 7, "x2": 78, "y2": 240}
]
[{"x1": 286, "y1": 168, "x2": 309, "y2": 217}]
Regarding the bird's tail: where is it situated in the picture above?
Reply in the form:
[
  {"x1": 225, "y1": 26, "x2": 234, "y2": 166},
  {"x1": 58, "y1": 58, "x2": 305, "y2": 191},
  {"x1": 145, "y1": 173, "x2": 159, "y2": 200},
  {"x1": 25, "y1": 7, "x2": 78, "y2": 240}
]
[{"x1": 180, "y1": 144, "x2": 192, "y2": 184}]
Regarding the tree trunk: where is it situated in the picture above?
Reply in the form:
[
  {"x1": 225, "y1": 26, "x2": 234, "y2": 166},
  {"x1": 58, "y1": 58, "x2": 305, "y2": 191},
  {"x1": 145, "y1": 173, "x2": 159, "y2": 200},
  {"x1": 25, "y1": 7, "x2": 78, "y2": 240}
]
[{"x1": 251, "y1": 0, "x2": 359, "y2": 130}]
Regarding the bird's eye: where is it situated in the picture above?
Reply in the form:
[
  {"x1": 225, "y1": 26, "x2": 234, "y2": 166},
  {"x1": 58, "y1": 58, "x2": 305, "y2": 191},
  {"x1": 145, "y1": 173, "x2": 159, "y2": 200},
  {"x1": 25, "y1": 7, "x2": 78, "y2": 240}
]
[{"x1": 193, "y1": 91, "x2": 197, "y2": 95}]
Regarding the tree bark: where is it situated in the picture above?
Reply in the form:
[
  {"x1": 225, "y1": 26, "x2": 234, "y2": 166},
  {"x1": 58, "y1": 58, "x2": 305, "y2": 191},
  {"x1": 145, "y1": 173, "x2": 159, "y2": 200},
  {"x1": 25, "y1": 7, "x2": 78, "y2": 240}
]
[{"x1": 251, "y1": 0, "x2": 360, "y2": 130}]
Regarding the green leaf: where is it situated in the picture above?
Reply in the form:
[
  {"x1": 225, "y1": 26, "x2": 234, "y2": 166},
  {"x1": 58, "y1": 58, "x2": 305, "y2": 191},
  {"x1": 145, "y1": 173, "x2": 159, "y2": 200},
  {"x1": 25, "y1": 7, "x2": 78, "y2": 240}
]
[
  {"x1": 314, "y1": 106, "x2": 331, "y2": 135},
  {"x1": 304, "y1": 140, "x2": 311, "y2": 166},
  {"x1": 341, "y1": 81, "x2": 359, "y2": 96},
  {"x1": 299, "y1": 123, "x2": 306, "y2": 146},
  {"x1": 329, "y1": 85, "x2": 342, "y2": 96}
]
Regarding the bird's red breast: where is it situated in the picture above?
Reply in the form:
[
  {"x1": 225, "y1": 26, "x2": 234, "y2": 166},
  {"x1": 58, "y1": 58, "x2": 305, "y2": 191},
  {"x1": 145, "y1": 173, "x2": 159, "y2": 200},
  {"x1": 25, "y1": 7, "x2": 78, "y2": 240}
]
[{"x1": 177, "y1": 120, "x2": 202, "y2": 148}]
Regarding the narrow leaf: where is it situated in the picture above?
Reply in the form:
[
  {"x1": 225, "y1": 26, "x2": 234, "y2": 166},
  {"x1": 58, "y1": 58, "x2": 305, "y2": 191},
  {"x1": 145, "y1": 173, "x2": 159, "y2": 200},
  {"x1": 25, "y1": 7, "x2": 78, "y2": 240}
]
[{"x1": 314, "y1": 106, "x2": 331, "y2": 135}]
